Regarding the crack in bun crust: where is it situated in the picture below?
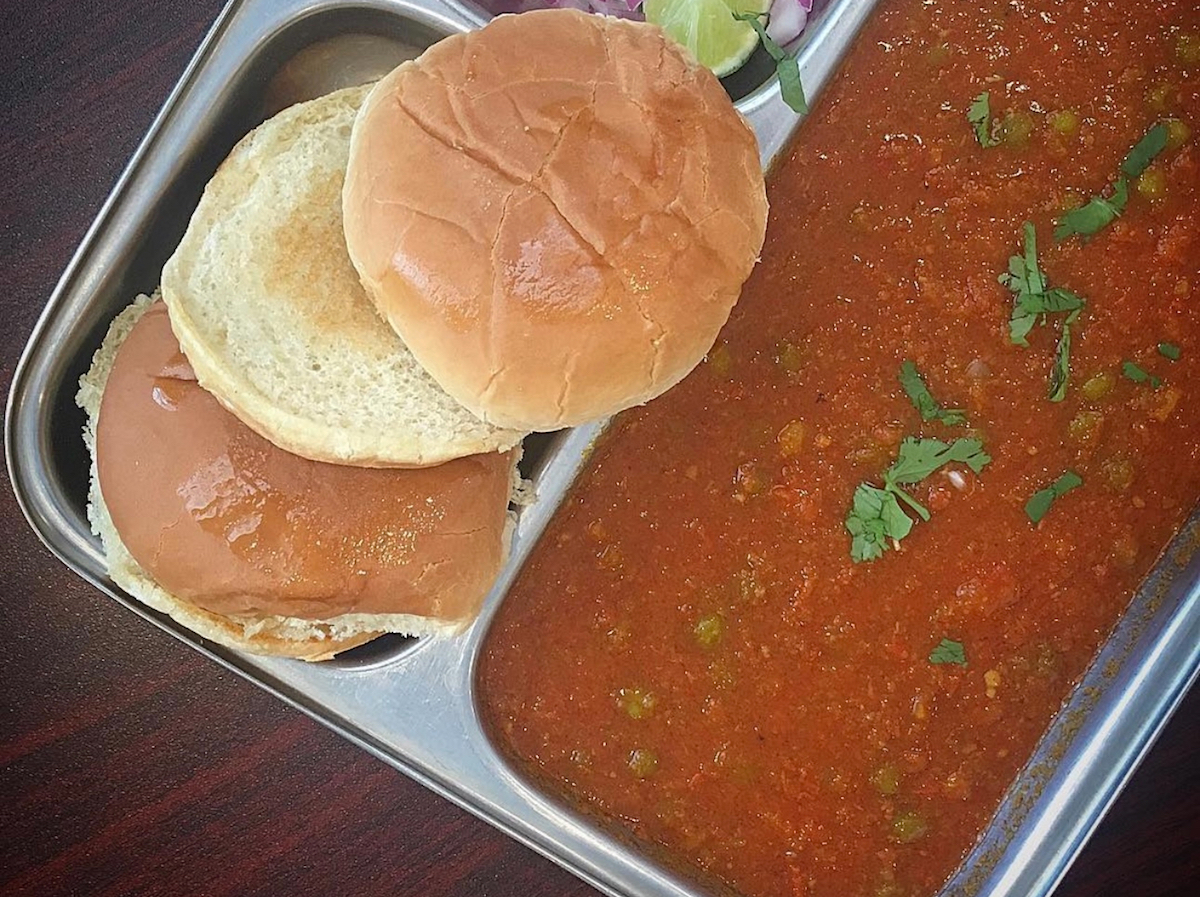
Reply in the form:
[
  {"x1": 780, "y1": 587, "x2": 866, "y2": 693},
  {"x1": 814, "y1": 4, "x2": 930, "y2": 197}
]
[{"x1": 343, "y1": 9, "x2": 769, "y2": 432}]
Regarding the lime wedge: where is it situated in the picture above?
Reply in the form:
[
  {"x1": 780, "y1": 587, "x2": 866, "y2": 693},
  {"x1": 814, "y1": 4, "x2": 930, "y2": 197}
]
[{"x1": 644, "y1": 0, "x2": 771, "y2": 78}]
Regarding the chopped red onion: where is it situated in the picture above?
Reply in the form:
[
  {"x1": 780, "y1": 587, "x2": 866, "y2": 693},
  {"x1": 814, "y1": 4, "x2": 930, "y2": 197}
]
[
  {"x1": 478, "y1": 0, "x2": 817, "y2": 68},
  {"x1": 504, "y1": 0, "x2": 641, "y2": 15},
  {"x1": 586, "y1": 0, "x2": 645, "y2": 17},
  {"x1": 965, "y1": 358, "x2": 992, "y2": 379},
  {"x1": 767, "y1": 0, "x2": 809, "y2": 46}
]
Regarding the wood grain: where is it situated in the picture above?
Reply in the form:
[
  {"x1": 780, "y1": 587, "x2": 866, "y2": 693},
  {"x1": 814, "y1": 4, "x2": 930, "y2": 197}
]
[{"x1": 0, "y1": 2, "x2": 1195, "y2": 896}]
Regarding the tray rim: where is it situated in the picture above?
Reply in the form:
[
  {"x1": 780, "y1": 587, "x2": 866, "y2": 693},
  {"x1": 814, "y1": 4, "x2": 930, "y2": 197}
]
[{"x1": 6, "y1": 1, "x2": 1198, "y2": 896}]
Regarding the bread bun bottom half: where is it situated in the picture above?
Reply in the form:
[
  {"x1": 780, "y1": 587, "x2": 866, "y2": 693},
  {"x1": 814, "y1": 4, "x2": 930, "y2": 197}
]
[{"x1": 78, "y1": 295, "x2": 521, "y2": 662}]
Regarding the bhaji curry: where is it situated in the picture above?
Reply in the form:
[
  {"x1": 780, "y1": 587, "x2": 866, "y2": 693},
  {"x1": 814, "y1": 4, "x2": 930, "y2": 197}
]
[{"x1": 480, "y1": 1, "x2": 1200, "y2": 894}]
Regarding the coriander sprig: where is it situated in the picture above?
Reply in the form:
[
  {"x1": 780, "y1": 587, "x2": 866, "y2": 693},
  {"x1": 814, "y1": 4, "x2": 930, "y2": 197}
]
[
  {"x1": 1120, "y1": 122, "x2": 1170, "y2": 178},
  {"x1": 1055, "y1": 122, "x2": 1170, "y2": 240},
  {"x1": 846, "y1": 484, "x2": 915, "y2": 563},
  {"x1": 899, "y1": 361, "x2": 968, "y2": 426},
  {"x1": 1025, "y1": 470, "x2": 1083, "y2": 524},
  {"x1": 1047, "y1": 307, "x2": 1083, "y2": 402},
  {"x1": 1001, "y1": 222, "x2": 1085, "y2": 345},
  {"x1": 1054, "y1": 179, "x2": 1128, "y2": 241},
  {"x1": 929, "y1": 638, "x2": 967, "y2": 666},
  {"x1": 846, "y1": 438, "x2": 991, "y2": 562},
  {"x1": 968, "y1": 92, "x2": 999, "y2": 148},
  {"x1": 733, "y1": 12, "x2": 808, "y2": 115},
  {"x1": 999, "y1": 222, "x2": 1086, "y2": 401}
]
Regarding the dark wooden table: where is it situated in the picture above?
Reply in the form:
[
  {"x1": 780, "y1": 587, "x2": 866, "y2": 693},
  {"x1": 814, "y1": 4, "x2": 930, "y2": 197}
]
[{"x1": 1, "y1": 2, "x2": 1196, "y2": 895}]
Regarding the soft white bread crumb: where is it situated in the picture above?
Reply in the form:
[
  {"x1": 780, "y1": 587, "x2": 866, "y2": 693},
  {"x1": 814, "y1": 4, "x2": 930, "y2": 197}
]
[{"x1": 161, "y1": 85, "x2": 525, "y2": 468}]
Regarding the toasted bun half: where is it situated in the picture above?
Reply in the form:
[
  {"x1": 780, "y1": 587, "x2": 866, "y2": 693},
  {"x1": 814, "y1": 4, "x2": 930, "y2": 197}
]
[
  {"x1": 342, "y1": 10, "x2": 768, "y2": 432},
  {"x1": 161, "y1": 85, "x2": 524, "y2": 468},
  {"x1": 78, "y1": 296, "x2": 520, "y2": 661}
]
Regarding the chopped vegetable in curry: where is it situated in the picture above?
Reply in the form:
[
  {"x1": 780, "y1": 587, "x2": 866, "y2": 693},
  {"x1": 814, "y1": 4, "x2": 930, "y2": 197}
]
[
  {"x1": 480, "y1": 2, "x2": 1200, "y2": 897},
  {"x1": 1123, "y1": 360, "x2": 1163, "y2": 388}
]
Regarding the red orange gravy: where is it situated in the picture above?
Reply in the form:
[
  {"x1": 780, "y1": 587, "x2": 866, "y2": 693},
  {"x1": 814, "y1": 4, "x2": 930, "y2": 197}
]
[{"x1": 479, "y1": 1, "x2": 1200, "y2": 895}]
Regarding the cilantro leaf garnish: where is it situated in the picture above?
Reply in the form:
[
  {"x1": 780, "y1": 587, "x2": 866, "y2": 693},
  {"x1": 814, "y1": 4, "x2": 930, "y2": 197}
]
[
  {"x1": 968, "y1": 92, "x2": 999, "y2": 148},
  {"x1": 899, "y1": 361, "x2": 968, "y2": 426},
  {"x1": 1000, "y1": 223, "x2": 1085, "y2": 346},
  {"x1": 1054, "y1": 179, "x2": 1128, "y2": 241},
  {"x1": 1055, "y1": 123, "x2": 1170, "y2": 241},
  {"x1": 846, "y1": 438, "x2": 991, "y2": 562},
  {"x1": 1158, "y1": 342, "x2": 1182, "y2": 361},
  {"x1": 1002, "y1": 219, "x2": 1047, "y2": 310},
  {"x1": 846, "y1": 484, "x2": 912, "y2": 563},
  {"x1": 1048, "y1": 308, "x2": 1082, "y2": 403},
  {"x1": 1025, "y1": 470, "x2": 1083, "y2": 524},
  {"x1": 999, "y1": 222, "x2": 1086, "y2": 399},
  {"x1": 1122, "y1": 360, "x2": 1162, "y2": 388},
  {"x1": 1007, "y1": 284, "x2": 1084, "y2": 346},
  {"x1": 1120, "y1": 122, "x2": 1170, "y2": 179},
  {"x1": 733, "y1": 13, "x2": 808, "y2": 115},
  {"x1": 888, "y1": 437, "x2": 991, "y2": 484},
  {"x1": 929, "y1": 638, "x2": 967, "y2": 666}
]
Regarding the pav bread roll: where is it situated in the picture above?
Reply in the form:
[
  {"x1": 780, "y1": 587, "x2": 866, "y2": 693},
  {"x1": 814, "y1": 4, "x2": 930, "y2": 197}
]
[
  {"x1": 161, "y1": 85, "x2": 524, "y2": 468},
  {"x1": 342, "y1": 9, "x2": 769, "y2": 432},
  {"x1": 79, "y1": 295, "x2": 519, "y2": 661}
]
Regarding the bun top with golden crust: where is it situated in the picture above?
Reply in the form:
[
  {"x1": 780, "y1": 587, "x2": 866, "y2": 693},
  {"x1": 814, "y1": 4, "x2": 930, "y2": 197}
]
[
  {"x1": 342, "y1": 9, "x2": 768, "y2": 432},
  {"x1": 95, "y1": 302, "x2": 516, "y2": 625}
]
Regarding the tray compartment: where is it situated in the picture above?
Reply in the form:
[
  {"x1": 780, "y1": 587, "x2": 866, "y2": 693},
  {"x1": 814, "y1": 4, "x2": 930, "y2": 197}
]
[{"x1": 9, "y1": 1, "x2": 1197, "y2": 896}]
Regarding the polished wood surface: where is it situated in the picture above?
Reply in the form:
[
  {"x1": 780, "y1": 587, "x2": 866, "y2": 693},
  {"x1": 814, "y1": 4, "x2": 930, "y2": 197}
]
[{"x1": 0, "y1": 2, "x2": 1195, "y2": 895}]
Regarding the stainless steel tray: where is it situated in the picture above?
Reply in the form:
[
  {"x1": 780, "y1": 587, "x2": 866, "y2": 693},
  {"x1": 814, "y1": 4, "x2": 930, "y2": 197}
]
[{"x1": 7, "y1": 1, "x2": 1198, "y2": 895}]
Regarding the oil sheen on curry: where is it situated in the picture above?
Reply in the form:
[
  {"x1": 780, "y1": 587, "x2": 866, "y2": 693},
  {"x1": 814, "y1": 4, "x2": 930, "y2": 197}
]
[{"x1": 479, "y1": 1, "x2": 1200, "y2": 894}]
